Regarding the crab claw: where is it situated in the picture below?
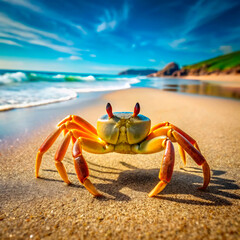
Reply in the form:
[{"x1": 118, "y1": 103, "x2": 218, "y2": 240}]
[
  {"x1": 106, "y1": 103, "x2": 113, "y2": 118},
  {"x1": 133, "y1": 102, "x2": 140, "y2": 117}
]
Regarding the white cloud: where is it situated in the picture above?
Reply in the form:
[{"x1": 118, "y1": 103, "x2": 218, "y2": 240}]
[
  {"x1": 1, "y1": 0, "x2": 42, "y2": 13},
  {"x1": 96, "y1": 2, "x2": 130, "y2": 32},
  {"x1": 0, "y1": 13, "x2": 91, "y2": 54},
  {"x1": 0, "y1": 13, "x2": 71, "y2": 45},
  {"x1": 75, "y1": 25, "x2": 87, "y2": 35},
  {"x1": 97, "y1": 21, "x2": 117, "y2": 32},
  {"x1": 90, "y1": 54, "x2": 96, "y2": 58},
  {"x1": 148, "y1": 59, "x2": 156, "y2": 62},
  {"x1": 3, "y1": 0, "x2": 88, "y2": 36},
  {"x1": 0, "y1": 39, "x2": 22, "y2": 46},
  {"x1": 161, "y1": 0, "x2": 239, "y2": 54},
  {"x1": 169, "y1": 38, "x2": 186, "y2": 48},
  {"x1": 219, "y1": 45, "x2": 233, "y2": 54},
  {"x1": 97, "y1": 22, "x2": 107, "y2": 32},
  {"x1": 57, "y1": 55, "x2": 82, "y2": 61},
  {"x1": 29, "y1": 39, "x2": 79, "y2": 54},
  {"x1": 69, "y1": 55, "x2": 82, "y2": 60},
  {"x1": 183, "y1": 0, "x2": 238, "y2": 35}
]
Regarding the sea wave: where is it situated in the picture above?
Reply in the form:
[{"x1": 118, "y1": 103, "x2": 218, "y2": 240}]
[
  {"x1": 0, "y1": 72, "x2": 99, "y2": 85},
  {"x1": 0, "y1": 70, "x2": 142, "y2": 111},
  {"x1": 0, "y1": 71, "x2": 141, "y2": 85},
  {"x1": 97, "y1": 76, "x2": 140, "y2": 84},
  {"x1": 0, "y1": 87, "x2": 77, "y2": 111},
  {"x1": 65, "y1": 75, "x2": 96, "y2": 81},
  {"x1": 0, "y1": 72, "x2": 27, "y2": 84},
  {"x1": 120, "y1": 77, "x2": 140, "y2": 84}
]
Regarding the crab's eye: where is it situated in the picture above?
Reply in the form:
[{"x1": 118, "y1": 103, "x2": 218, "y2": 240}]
[
  {"x1": 133, "y1": 102, "x2": 140, "y2": 117},
  {"x1": 106, "y1": 103, "x2": 113, "y2": 118}
]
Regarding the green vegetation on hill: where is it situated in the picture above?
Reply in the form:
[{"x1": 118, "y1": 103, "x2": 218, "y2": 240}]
[{"x1": 183, "y1": 51, "x2": 240, "y2": 72}]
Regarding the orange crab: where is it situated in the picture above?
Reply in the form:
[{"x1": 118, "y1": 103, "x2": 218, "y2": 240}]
[{"x1": 35, "y1": 103, "x2": 210, "y2": 197}]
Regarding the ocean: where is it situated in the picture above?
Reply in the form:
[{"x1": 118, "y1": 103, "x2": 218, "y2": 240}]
[{"x1": 0, "y1": 70, "x2": 239, "y2": 112}]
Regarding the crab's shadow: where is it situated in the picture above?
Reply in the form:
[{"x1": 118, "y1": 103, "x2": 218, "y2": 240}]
[{"x1": 42, "y1": 159, "x2": 240, "y2": 205}]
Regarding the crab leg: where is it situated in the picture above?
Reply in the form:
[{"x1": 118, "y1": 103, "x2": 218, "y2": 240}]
[
  {"x1": 81, "y1": 137, "x2": 114, "y2": 153},
  {"x1": 149, "y1": 123, "x2": 202, "y2": 164},
  {"x1": 36, "y1": 123, "x2": 98, "y2": 178},
  {"x1": 147, "y1": 126, "x2": 186, "y2": 165},
  {"x1": 54, "y1": 131, "x2": 72, "y2": 184},
  {"x1": 72, "y1": 139, "x2": 102, "y2": 196},
  {"x1": 65, "y1": 122, "x2": 100, "y2": 140},
  {"x1": 71, "y1": 137, "x2": 115, "y2": 196},
  {"x1": 35, "y1": 125, "x2": 66, "y2": 177},
  {"x1": 150, "y1": 122, "x2": 170, "y2": 133},
  {"x1": 178, "y1": 144, "x2": 186, "y2": 166},
  {"x1": 146, "y1": 126, "x2": 172, "y2": 141},
  {"x1": 148, "y1": 140, "x2": 175, "y2": 197},
  {"x1": 57, "y1": 115, "x2": 97, "y2": 135},
  {"x1": 64, "y1": 121, "x2": 99, "y2": 144},
  {"x1": 135, "y1": 127, "x2": 210, "y2": 195},
  {"x1": 151, "y1": 123, "x2": 200, "y2": 147},
  {"x1": 171, "y1": 130, "x2": 210, "y2": 189},
  {"x1": 171, "y1": 124, "x2": 202, "y2": 152},
  {"x1": 170, "y1": 124, "x2": 203, "y2": 154},
  {"x1": 132, "y1": 136, "x2": 166, "y2": 154},
  {"x1": 71, "y1": 129, "x2": 99, "y2": 142}
]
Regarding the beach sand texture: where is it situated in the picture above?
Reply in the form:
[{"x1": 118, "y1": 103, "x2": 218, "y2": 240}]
[
  {"x1": 0, "y1": 88, "x2": 240, "y2": 239},
  {"x1": 181, "y1": 74, "x2": 240, "y2": 83}
]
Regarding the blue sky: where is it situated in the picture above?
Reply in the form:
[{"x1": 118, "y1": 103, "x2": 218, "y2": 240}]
[{"x1": 0, "y1": 0, "x2": 239, "y2": 73}]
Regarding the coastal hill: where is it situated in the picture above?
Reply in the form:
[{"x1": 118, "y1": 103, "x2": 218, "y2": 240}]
[
  {"x1": 148, "y1": 62, "x2": 179, "y2": 77},
  {"x1": 118, "y1": 68, "x2": 157, "y2": 75},
  {"x1": 148, "y1": 51, "x2": 240, "y2": 77}
]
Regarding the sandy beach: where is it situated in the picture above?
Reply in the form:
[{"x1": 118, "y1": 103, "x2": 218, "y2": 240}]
[
  {"x1": 181, "y1": 74, "x2": 240, "y2": 83},
  {"x1": 0, "y1": 88, "x2": 240, "y2": 239}
]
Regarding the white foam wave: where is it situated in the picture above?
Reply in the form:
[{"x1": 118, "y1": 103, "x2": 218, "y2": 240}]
[
  {"x1": 0, "y1": 87, "x2": 77, "y2": 111},
  {"x1": 128, "y1": 78, "x2": 141, "y2": 84},
  {"x1": 53, "y1": 74, "x2": 66, "y2": 79},
  {"x1": 66, "y1": 75, "x2": 96, "y2": 81},
  {"x1": 0, "y1": 72, "x2": 27, "y2": 84},
  {"x1": 114, "y1": 77, "x2": 140, "y2": 84},
  {"x1": 0, "y1": 72, "x2": 140, "y2": 111},
  {"x1": 73, "y1": 83, "x2": 131, "y2": 93},
  {"x1": 81, "y1": 75, "x2": 96, "y2": 81}
]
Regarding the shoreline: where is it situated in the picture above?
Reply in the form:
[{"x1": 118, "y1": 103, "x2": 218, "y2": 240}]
[
  {"x1": 0, "y1": 85, "x2": 239, "y2": 146},
  {"x1": 180, "y1": 74, "x2": 240, "y2": 83},
  {"x1": 0, "y1": 91, "x2": 106, "y2": 150},
  {"x1": 1, "y1": 88, "x2": 240, "y2": 239}
]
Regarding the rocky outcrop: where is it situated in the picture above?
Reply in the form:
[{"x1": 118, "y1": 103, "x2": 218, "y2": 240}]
[
  {"x1": 148, "y1": 62, "x2": 179, "y2": 77},
  {"x1": 118, "y1": 69, "x2": 157, "y2": 76},
  {"x1": 172, "y1": 68, "x2": 188, "y2": 77}
]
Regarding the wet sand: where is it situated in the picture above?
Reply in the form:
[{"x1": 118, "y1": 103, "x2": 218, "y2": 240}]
[
  {"x1": 181, "y1": 74, "x2": 240, "y2": 84},
  {"x1": 0, "y1": 88, "x2": 240, "y2": 239}
]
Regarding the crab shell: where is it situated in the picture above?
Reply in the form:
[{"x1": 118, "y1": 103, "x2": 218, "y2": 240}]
[{"x1": 97, "y1": 112, "x2": 151, "y2": 145}]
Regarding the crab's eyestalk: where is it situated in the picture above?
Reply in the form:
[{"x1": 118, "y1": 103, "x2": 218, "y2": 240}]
[
  {"x1": 106, "y1": 103, "x2": 113, "y2": 118},
  {"x1": 133, "y1": 102, "x2": 140, "y2": 117}
]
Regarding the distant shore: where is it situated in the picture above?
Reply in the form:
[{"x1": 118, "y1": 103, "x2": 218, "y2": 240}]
[{"x1": 180, "y1": 74, "x2": 240, "y2": 83}]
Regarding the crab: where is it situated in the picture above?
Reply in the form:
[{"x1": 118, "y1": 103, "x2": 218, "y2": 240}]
[{"x1": 35, "y1": 103, "x2": 210, "y2": 197}]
